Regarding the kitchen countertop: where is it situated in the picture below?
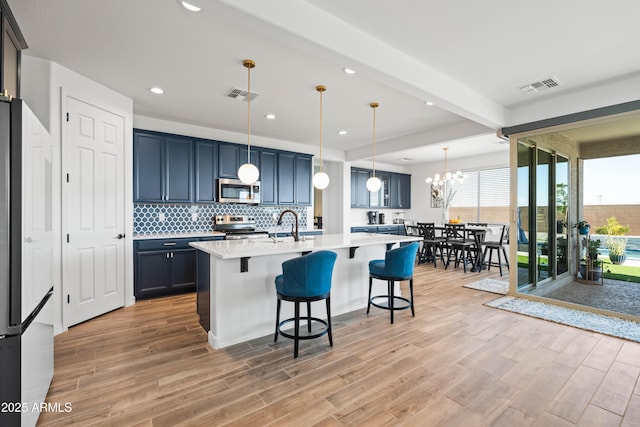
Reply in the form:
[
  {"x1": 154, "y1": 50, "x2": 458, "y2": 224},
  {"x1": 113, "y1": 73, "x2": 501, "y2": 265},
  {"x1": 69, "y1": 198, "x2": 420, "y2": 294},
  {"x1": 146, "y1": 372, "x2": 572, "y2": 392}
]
[
  {"x1": 133, "y1": 231, "x2": 226, "y2": 240},
  {"x1": 190, "y1": 232, "x2": 420, "y2": 259}
]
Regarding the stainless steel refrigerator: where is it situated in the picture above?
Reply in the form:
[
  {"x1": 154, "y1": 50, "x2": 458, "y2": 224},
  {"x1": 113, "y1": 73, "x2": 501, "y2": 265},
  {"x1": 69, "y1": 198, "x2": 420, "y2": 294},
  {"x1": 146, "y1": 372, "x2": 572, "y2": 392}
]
[{"x1": 0, "y1": 97, "x2": 54, "y2": 427}]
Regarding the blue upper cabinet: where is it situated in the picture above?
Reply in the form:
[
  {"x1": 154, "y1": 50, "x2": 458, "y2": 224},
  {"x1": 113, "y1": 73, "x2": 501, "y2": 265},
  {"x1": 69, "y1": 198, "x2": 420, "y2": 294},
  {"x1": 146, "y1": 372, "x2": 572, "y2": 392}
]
[
  {"x1": 351, "y1": 167, "x2": 411, "y2": 209},
  {"x1": 134, "y1": 129, "x2": 312, "y2": 206},
  {"x1": 134, "y1": 130, "x2": 194, "y2": 203},
  {"x1": 218, "y1": 143, "x2": 259, "y2": 179},
  {"x1": 277, "y1": 152, "x2": 312, "y2": 206},
  {"x1": 391, "y1": 172, "x2": 411, "y2": 209},
  {"x1": 218, "y1": 143, "x2": 240, "y2": 179},
  {"x1": 134, "y1": 132, "x2": 164, "y2": 202},
  {"x1": 195, "y1": 139, "x2": 217, "y2": 203},
  {"x1": 295, "y1": 154, "x2": 312, "y2": 205},
  {"x1": 351, "y1": 168, "x2": 370, "y2": 208},
  {"x1": 259, "y1": 149, "x2": 277, "y2": 205},
  {"x1": 165, "y1": 135, "x2": 194, "y2": 203},
  {"x1": 277, "y1": 152, "x2": 295, "y2": 205}
]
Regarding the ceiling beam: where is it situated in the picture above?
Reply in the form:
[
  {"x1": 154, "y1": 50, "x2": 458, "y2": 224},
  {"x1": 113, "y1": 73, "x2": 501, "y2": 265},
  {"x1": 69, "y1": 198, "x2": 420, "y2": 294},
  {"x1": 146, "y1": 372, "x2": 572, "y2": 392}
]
[
  {"x1": 345, "y1": 120, "x2": 492, "y2": 161},
  {"x1": 218, "y1": 0, "x2": 506, "y2": 130}
]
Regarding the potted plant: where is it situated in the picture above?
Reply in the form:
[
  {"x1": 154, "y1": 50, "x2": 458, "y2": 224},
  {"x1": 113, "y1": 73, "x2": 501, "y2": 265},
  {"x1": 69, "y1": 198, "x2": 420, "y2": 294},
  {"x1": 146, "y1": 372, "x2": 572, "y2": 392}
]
[
  {"x1": 579, "y1": 238, "x2": 602, "y2": 281},
  {"x1": 576, "y1": 220, "x2": 590, "y2": 235},
  {"x1": 595, "y1": 217, "x2": 630, "y2": 265}
]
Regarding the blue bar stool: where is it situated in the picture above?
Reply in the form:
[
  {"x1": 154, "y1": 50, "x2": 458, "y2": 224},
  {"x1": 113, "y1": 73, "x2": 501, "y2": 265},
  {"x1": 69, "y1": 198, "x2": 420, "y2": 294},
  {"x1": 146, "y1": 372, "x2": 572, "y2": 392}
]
[
  {"x1": 274, "y1": 250, "x2": 337, "y2": 358},
  {"x1": 368, "y1": 242, "x2": 420, "y2": 324}
]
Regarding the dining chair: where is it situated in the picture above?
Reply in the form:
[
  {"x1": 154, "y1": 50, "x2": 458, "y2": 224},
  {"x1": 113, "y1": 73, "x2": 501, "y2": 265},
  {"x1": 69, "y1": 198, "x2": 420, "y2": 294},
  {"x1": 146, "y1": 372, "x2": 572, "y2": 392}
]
[
  {"x1": 444, "y1": 223, "x2": 476, "y2": 272},
  {"x1": 483, "y1": 224, "x2": 510, "y2": 276},
  {"x1": 417, "y1": 222, "x2": 446, "y2": 267}
]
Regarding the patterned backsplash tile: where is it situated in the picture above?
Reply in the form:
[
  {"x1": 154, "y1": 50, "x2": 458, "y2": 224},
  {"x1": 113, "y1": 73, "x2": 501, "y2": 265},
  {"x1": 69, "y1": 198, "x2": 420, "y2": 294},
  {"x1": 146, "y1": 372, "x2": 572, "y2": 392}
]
[{"x1": 134, "y1": 203, "x2": 308, "y2": 235}]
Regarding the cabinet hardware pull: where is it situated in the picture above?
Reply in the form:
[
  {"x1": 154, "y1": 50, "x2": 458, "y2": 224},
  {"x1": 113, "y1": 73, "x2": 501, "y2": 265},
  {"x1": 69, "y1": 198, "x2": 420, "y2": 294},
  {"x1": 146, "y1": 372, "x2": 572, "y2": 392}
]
[{"x1": 163, "y1": 242, "x2": 176, "y2": 246}]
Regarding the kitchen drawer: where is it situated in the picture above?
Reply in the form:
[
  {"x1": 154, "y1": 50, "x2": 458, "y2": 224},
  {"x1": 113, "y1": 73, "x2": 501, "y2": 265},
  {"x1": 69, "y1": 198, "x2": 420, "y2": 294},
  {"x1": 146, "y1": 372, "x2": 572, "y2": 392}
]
[
  {"x1": 351, "y1": 226, "x2": 377, "y2": 233},
  {"x1": 135, "y1": 238, "x2": 195, "y2": 251}
]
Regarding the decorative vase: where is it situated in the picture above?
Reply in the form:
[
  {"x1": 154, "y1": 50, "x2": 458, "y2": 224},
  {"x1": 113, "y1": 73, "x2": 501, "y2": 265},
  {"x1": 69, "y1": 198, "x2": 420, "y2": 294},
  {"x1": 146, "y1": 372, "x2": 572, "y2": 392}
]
[
  {"x1": 609, "y1": 254, "x2": 626, "y2": 265},
  {"x1": 443, "y1": 209, "x2": 449, "y2": 224}
]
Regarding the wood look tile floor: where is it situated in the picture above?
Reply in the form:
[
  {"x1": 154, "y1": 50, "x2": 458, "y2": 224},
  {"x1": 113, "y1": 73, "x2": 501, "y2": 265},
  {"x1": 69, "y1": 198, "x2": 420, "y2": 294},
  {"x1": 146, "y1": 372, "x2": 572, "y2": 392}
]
[{"x1": 39, "y1": 265, "x2": 640, "y2": 426}]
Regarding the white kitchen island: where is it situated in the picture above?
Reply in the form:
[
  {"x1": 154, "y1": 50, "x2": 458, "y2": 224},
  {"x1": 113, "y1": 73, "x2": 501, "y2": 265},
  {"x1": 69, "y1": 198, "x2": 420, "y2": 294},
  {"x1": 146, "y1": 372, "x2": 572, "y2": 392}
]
[{"x1": 190, "y1": 233, "x2": 421, "y2": 349}]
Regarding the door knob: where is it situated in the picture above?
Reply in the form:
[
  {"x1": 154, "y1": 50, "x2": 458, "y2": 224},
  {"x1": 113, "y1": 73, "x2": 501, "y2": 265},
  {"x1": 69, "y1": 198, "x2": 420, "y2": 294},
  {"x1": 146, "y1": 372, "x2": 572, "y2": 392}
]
[{"x1": 116, "y1": 233, "x2": 126, "y2": 239}]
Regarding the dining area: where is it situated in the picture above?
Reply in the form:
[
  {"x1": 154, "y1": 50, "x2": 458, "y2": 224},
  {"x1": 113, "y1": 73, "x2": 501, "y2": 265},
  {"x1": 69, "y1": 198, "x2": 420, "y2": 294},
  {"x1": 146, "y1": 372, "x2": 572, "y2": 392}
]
[{"x1": 405, "y1": 221, "x2": 510, "y2": 276}]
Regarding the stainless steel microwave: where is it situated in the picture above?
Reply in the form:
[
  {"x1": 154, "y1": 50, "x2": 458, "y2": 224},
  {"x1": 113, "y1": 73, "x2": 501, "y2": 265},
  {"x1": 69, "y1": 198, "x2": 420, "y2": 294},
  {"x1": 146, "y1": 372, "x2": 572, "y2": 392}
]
[{"x1": 217, "y1": 178, "x2": 261, "y2": 204}]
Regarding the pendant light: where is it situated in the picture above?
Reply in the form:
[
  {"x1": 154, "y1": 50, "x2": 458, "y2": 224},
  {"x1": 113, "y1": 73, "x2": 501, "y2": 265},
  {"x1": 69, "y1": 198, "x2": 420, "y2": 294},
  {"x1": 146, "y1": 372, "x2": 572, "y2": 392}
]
[
  {"x1": 366, "y1": 102, "x2": 382, "y2": 192},
  {"x1": 237, "y1": 59, "x2": 260, "y2": 185},
  {"x1": 312, "y1": 85, "x2": 330, "y2": 190}
]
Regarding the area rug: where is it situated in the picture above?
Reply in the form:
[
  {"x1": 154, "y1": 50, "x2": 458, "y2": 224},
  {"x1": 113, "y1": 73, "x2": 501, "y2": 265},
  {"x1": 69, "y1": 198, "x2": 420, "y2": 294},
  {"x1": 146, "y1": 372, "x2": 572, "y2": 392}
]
[
  {"x1": 485, "y1": 296, "x2": 640, "y2": 343},
  {"x1": 463, "y1": 278, "x2": 509, "y2": 295}
]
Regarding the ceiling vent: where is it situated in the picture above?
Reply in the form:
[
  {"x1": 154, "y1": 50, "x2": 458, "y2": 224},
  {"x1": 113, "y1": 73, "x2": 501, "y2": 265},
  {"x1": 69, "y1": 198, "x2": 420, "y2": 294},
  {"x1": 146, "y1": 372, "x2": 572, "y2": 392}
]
[
  {"x1": 225, "y1": 87, "x2": 259, "y2": 102},
  {"x1": 519, "y1": 77, "x2": 562, "y2": 95}
]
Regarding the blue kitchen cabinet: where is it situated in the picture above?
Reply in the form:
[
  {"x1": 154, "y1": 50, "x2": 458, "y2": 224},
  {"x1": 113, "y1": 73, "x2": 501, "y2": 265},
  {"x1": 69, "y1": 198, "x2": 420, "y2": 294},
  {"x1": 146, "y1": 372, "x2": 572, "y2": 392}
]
[
  {"x1": 259, "y1": 149, "x2": 277, "y2": 205},
  {"x1": 278, "y1": 152, "x2": 295, "y2": 205},
  {"x1": 218, "y1": 142, "x2": 259, "y2": 180},
  {"x1": 351, "y1": 168, "x2": 370, "y2": 208},
  {"x1": 134, "y1": 238, "x2": 196, "y2": 299},
  {"x1": 134, "y1": 132, "x2": 164, "y2": 202},
  {"x1": 217, "y1": 143, "x2": 240, "y2": 179},
  {"x1": 195, "y1": 140, "x2": 218, "y2": 203},
  {"x1": 133, "y1": 130, "x2": 194, "y2": 203},
  {"x1": 134, "y1": 236, "x2": 223, "y2": 300},
  {"x1": 277, "y1": 152, "x2": 312, "y2": 206},
  {"x1": 370, "y1": 172, "x2": 391, "y2": 208},
  {"x1": 295, "y1": 154, "x2": 312, "y2": 205},
  {"x1": 391, "y1": 173, "x2": 411, "y2": 209},
  {"x1": 165, "y1": 135, "x2": 194, "y2": 203}
]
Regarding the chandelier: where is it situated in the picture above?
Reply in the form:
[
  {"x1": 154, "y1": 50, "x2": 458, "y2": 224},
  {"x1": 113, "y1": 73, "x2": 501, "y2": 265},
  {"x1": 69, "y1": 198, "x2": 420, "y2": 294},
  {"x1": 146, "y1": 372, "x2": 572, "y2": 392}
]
[{"x1": 425, "y1": 147, "x2": 467, "y2": 187}]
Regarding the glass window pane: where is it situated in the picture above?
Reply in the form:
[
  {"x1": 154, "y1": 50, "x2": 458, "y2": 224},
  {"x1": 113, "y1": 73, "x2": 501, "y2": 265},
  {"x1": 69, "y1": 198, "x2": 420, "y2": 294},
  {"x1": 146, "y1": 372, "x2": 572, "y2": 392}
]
[{"x1": 479, "y1": 168, "x2": 510, "y2": 223}]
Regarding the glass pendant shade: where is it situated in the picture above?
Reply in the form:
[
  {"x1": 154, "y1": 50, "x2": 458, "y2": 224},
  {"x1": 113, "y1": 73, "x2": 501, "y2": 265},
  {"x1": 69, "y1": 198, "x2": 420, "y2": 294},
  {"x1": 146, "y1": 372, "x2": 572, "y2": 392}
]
[
  {"x1": 366, "y1": 176, "x2": 382, "y2": 192},
  {"x1": 425, "y1": 147, "x2": 465, "y2": 187},
  {"x1": 313, "y1": 171, "x2": 330, "y2": 189},
  {"x1": 238, "y1": 162, "x2": 259, "y2": 184}
]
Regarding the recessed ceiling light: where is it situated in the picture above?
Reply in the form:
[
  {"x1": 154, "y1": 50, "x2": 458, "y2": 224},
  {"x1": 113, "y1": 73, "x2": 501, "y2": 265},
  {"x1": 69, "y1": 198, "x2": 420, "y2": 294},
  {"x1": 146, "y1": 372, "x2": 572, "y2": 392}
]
[
  {"x1": 264, "y1": 114, "x2": 276, "y2": 120},
  {"x1": 343, "y1": 68, "x2": 356, "y2": 75},
  {"x1": 337, "y1": 130, "x2": 348, "y2": 135},
  {"x1": 400, "y1": 158, "x2": 413, "y2": 162},
  {"x1": 425, "y1": 101, "x2": 434, "y2": 106},
  {"x1": 179, "y1": 1, "x2": 201, "y2": 12},
  {"x1": 150, "y1": 87, "x2": 164, "y2": 95}
]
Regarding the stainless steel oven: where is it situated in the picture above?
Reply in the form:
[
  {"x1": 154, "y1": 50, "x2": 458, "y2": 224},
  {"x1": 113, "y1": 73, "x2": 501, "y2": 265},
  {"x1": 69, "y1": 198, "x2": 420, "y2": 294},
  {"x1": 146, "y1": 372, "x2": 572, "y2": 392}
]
[{"x1": 217, "y1": 178, "x2": 260, "y2": 204}]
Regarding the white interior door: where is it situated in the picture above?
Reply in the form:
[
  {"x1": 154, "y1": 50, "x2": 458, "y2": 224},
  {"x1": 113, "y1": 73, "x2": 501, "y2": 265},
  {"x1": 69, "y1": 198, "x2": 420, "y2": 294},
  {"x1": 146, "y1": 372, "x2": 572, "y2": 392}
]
[{"x1": 63, "y1": 96, "x2": 125, "y2": 327}]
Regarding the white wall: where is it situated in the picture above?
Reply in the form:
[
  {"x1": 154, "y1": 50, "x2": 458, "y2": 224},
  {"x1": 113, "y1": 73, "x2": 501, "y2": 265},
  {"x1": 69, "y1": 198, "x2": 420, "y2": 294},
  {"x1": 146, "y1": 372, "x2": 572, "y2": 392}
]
[
  {"x1": 405, "y1": 151, "x2": 509, "y2": 224},
  {"x1": 21, "y1": 55, "x2": 133, "y2": 335}
]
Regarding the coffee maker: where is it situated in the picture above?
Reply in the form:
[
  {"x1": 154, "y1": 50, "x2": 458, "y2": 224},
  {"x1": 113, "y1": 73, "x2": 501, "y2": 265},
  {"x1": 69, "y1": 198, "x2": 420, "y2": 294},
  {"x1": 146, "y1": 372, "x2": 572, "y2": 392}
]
[{"x1": 367, "y1": 211, "x2": 378, "y2": 225}]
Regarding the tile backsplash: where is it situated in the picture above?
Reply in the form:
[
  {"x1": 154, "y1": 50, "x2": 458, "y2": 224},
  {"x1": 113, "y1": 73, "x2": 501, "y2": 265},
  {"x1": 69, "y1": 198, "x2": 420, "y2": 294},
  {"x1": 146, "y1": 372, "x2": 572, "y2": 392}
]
[{"x1": 134, "y1": 203, "x2": 308, "y2": 235}]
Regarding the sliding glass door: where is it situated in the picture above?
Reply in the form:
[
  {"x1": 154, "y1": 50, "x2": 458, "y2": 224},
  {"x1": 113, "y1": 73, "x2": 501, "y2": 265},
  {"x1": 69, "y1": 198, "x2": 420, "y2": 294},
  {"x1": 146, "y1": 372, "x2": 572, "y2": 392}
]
[{"x1": 517, "y1": 141, "x2": 570, "y2": 290}]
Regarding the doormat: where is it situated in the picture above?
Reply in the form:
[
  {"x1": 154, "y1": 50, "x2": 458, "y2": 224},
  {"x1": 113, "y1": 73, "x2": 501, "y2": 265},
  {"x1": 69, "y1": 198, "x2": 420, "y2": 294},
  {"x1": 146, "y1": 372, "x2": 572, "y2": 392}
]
[
  {"x1": 485, "y1": 296, "x2": 640, "y2": 343},
  {"x1": 463, "y1": 278, "x2": 508, "y2": 295}
]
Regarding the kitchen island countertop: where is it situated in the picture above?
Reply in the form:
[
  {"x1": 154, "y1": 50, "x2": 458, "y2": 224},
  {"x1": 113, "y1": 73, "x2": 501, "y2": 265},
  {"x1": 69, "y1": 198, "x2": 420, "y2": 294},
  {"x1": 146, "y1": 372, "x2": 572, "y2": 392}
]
[{"x1": 189, "y1": 232, "x2": 419, "y2": 259}]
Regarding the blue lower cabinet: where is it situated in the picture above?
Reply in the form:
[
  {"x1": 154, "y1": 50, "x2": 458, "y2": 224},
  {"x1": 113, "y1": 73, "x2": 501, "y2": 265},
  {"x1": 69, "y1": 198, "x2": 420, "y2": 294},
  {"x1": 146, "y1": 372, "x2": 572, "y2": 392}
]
[{"x1": 134, "y1": 237, "x2": 222, "y2": 299}]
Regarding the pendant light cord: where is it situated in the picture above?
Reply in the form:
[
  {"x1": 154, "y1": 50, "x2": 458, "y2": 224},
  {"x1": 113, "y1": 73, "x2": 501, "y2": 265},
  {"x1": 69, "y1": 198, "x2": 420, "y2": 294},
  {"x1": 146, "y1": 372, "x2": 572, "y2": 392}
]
[
  {"x1": 319, "y1": 87, "x2": 323, "y2": 173},
  {"x1": 247, "y1": 63, "x2": 251, "y2": 164},
  {"x1": 243, "y1": 59, "x2": 255, "y2": 164},
  {"x1": 371, "y1": 102, "x2": 378, "y2": 175}
]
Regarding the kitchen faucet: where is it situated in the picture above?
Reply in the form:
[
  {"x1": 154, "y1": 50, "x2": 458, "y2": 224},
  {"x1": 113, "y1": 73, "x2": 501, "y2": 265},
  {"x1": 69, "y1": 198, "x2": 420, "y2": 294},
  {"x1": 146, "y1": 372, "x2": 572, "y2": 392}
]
[{"x1": 277, "y1": 209, "x2": 299, "y2": 242}]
